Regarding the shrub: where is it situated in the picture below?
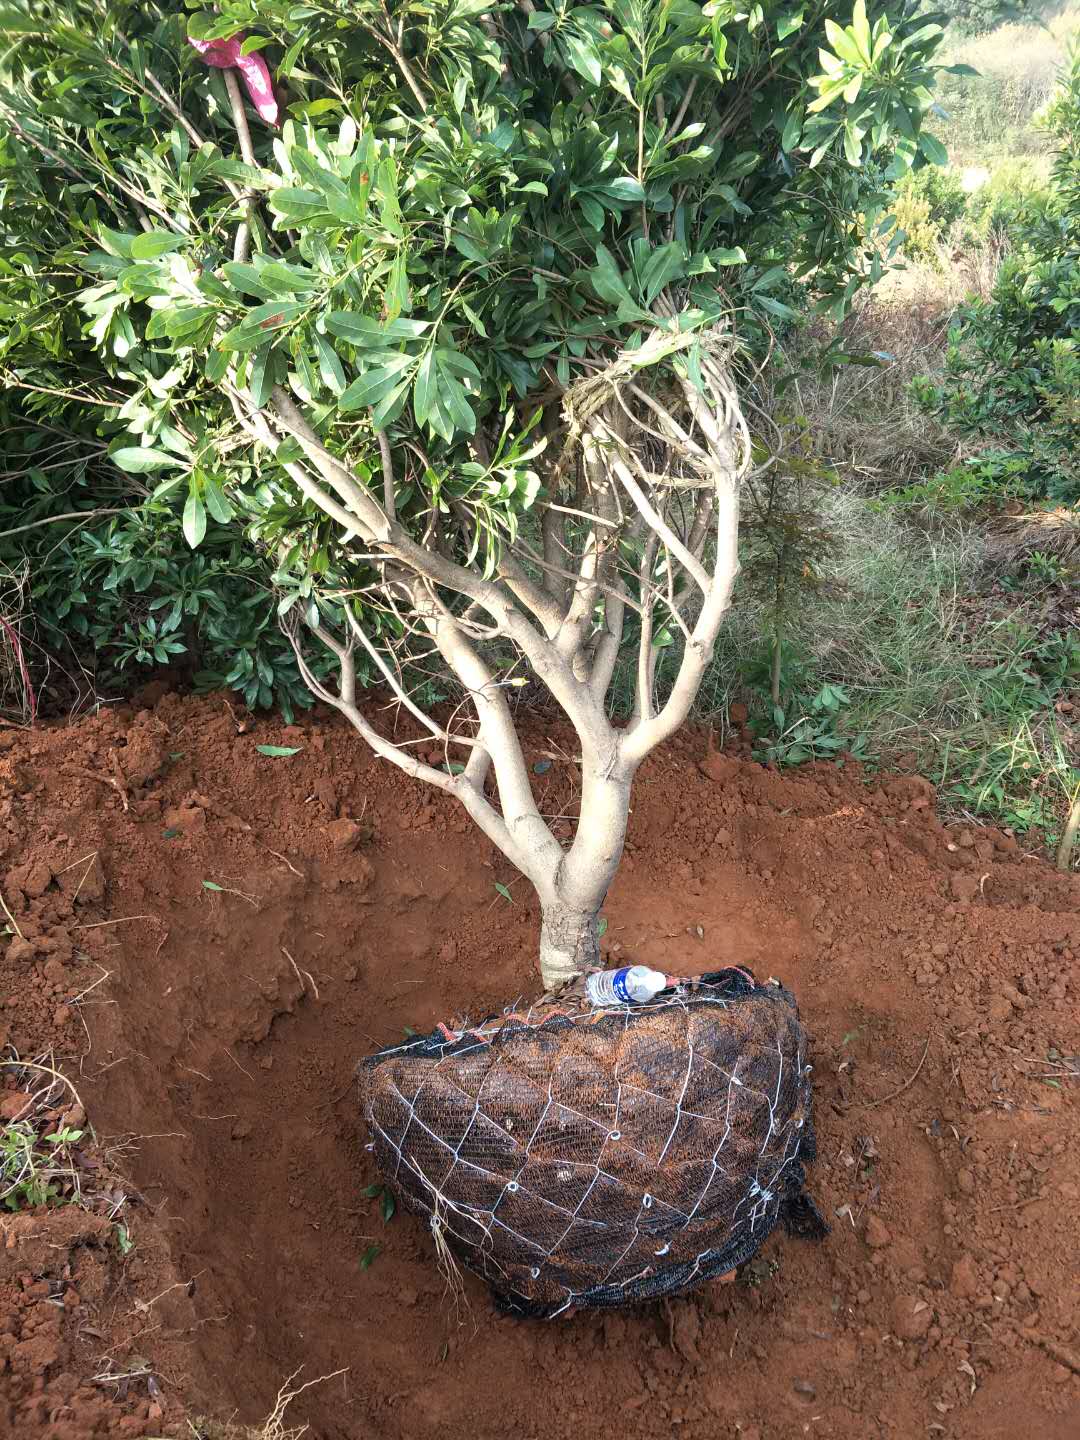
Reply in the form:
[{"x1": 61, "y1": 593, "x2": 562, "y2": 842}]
[
  {"x1": 891, "y1": 164, "x2": 967, "y2": 264},
  {"x1": 0, "y1": 409, "x2": 338, "y2": 717},
  {"x1": 915, "y1": 37, "x2": 1080, "y2": 504},
  {"x1": 960, "y1": 158, "x2": 1054, "y2": 243}
]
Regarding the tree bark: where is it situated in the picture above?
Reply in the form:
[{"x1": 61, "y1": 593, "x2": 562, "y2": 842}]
[{"x1": 539, "y1": 902, "x2": 601, "y2": 989}]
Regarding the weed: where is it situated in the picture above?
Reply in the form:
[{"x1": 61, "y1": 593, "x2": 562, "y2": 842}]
[
  {"x1": 1, "y1": 1118, "x2": 85, "y2": 1210},
  {"x1": 742, "y1": 656, "x2": 869, "y2": 767},
  {"x1": 878, "y1": 455, "x2": 1033, "y2": 517},
  {"x1": 1000, "y1": 549, "x2": 1076, "y2": 591}
]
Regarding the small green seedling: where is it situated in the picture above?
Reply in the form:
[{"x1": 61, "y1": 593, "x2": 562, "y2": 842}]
[
  {"x1": 361, "y1": 1183, "x2": 397, "y2": 1223},
  {"x1": 1, "y1": 1121, "x2": 84, "y2": 1211}
]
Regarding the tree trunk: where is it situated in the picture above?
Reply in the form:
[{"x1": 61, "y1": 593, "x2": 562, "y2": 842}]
[{"x1": 539, "y1": 902, "x2": 601, "y2": 991}]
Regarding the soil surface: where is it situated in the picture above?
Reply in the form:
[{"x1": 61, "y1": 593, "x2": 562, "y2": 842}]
[{"x1": 1, "y1": 691, "x2": 1078, "y2": 1440}]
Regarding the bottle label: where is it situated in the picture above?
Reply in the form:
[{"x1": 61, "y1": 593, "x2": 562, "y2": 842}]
[{"x1": 612, "y1": 968, "x2": 633, "y2": 1004}]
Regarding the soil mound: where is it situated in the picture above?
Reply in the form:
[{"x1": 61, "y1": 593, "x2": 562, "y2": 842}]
[{"x1": 0, "y1": 692, "x2": 1077, "y2": 1439}]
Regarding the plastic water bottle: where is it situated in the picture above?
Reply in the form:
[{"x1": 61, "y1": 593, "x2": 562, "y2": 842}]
[{"x1": 585, "y1": 965, "x2": 667, "y2": 1007}]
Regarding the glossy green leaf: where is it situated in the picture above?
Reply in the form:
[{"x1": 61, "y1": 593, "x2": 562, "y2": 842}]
[
  {"x1": 112, "y1": 447, "x2": 186, "y2": 473},
  {"x1": 129, "y1": 231, "x2": 187, "y2": 260},
  {"x1": 183, "y1": 486, "x2": 207, "y2": 549}
]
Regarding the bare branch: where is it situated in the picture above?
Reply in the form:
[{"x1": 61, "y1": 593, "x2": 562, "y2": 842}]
[
  {"x1": 635, "y1": 532, "x2": 660, "y2": 724},
  {"x1": 598, "y1": 426, "x2": 711, "y2": 592},
  {"x1": 375, "y1": 424, "x2": 396, "y2": 519},
  {"x1": 621, "y1": 373, "x2": 746, "y2": 766},
  {"x1": 222, "y1": 69, "x2": 256, "y2": 264},
  {"x1": 340, "y1": 607, "x2": 478, "y2": 751},
  {"x1": 288, "y1": 620, "x2": 533, "y2": 872}
]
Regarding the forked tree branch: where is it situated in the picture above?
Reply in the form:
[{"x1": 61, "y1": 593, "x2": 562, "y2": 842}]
[{"x1": 246, "y1": 319, "x2": 746, "y2": 983}]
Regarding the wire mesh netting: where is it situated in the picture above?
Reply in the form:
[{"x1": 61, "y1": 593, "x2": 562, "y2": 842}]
[{"x1": 360, "y1": 968, "x2": 826, "y2": 1318}]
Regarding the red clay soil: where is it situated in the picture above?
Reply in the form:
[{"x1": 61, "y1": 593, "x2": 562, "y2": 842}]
[{"x1": 0, "y1": 691, "x2": 1078, "y2": 1440}]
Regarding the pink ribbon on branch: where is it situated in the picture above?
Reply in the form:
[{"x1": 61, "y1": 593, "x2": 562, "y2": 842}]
[{"x1": 188, "y1": 34, "x2": 280, "y2": 127}]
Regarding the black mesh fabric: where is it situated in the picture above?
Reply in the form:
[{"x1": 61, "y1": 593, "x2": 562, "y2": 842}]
[{"x1": 360, "y1": 968, "x2": 826, "y2": 1318}]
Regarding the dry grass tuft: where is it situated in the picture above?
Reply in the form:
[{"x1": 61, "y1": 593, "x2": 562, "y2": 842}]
[
  {"x1": 772, "y1": 230, "x2": 1010, "y2": 494},
  {"x1": 985, "y1": 508, "x2": 1080, "y2": 564}
]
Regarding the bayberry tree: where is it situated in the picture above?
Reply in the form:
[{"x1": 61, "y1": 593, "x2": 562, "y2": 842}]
[{"x1": 0, "y1": 0, "x2": 950, "y2": 983}]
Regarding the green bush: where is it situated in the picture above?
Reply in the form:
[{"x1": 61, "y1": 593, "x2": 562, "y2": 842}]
[
  {"x1": 0, "y1": 410, "x2": 340, "y2": 716},
  {"x1": 0, "y1": 0, "x2": 956, "y2": 726},
  {"x1": 877, "y1": 452, "x2": 1033, "y2": 511},
  {"x1": 960, "y1": 159, "x2": 1054, "y2": 241},
  {"x1": 892, "y1": 163, "x2": 968, "y2": 263},
  {"x1": 915, "y1": 39, "x2": 1080, "y2": 504}
]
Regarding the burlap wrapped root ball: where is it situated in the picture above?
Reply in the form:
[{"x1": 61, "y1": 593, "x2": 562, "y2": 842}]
[{"x1": 360, "y1": 967, "x2": 826, "y2": 1318}]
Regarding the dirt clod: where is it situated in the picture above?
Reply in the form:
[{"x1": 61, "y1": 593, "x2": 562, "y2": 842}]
[
  {"x1": 891, "y1": 1294, "x2": 933, "y2": 1341},
  {"x1": 950, "y1": 1254, "x2": 979, "y2": 1299},
  {"x1": 865, "y1": 1214, "x2": 891, "y2": 1249}
]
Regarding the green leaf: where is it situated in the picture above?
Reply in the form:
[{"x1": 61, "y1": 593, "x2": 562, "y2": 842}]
[
  {"x1": 220, "y1": 302, "x2": 307, "y2": 352},
  {"x1": 527, "y1": 9, "x2": 556, "y2": 30},
  {"x1": 494, "y1": 882, "x2": 514, "y2": 903},
  {"x1": 359, "y1": 1243, "x2": 380, "y2": 1270},
  {"x1": 112, "y1": 447, "x2": 185, "y2": 473},
  {"x1": 601, "y1": 177, "x2": 646, "y2": 203},
  {"x1": 248, "y1": 346, "x2": 274, "y2": 407},
  {"x1": 850, "y1": 0, "x2": 871, "y2": 62},
  {"x1": 338, "y1": 355, "x2": 415, "y2": 411},
  {"x1": 325, "y1": 313, "x2": 430, "y2": 346},
  {"x1": 824, "y1": 20, "x2": 861, "y2": 66},
  {"x1": 206, "y1": 349, "x2": 229, "y2": 383},
  {"x1": 713, "y1": 247, "x2": 747, "y2": 265},
  {"x1": 129, "y1": 231, "x2": 187, "y2": 260},
  {"x1": 413, "y1": 347, "x2": 436, "y2": 426},
  {"x1": 255, "y1": 744, "x2": 303, "y2": 756},
  {"x1": 918, "y1": 132, "x2": 948, "y2": 166},
  {"x1": 203, "y1": 479, "x2": 234, "y2": 524},
  {"x1": 268, "y1": 187, "x2": 328, "y2": 222},
  {"x1": 781, "y1": 107, "x2": 803, "y2": 153},
  {"x1": 590, "y1": 245, "x2": 633, "y2": 306},
  {"x1": 564, "y1": 34, "x2": 602, "y2": 85},
  {"x1": 315, "y1": 334, "x2": 346, "y2": 394},
  {"x1": 183, "y1": 487, "x2": 207, "y2": 549},
  {"x1": 371, "y1": 380, "x2": 412, "y2": 431},
  {"x1": 777, "y1": 11, "x2": 804, "y2": 41},
  {"x1": 202, "y1": 880, "x2": 224, "y2": 892}
]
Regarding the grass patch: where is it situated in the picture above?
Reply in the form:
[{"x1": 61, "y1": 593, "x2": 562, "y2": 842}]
[{"x1": 672, "y1": 491, "x2": 1079, "y2": 853}]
